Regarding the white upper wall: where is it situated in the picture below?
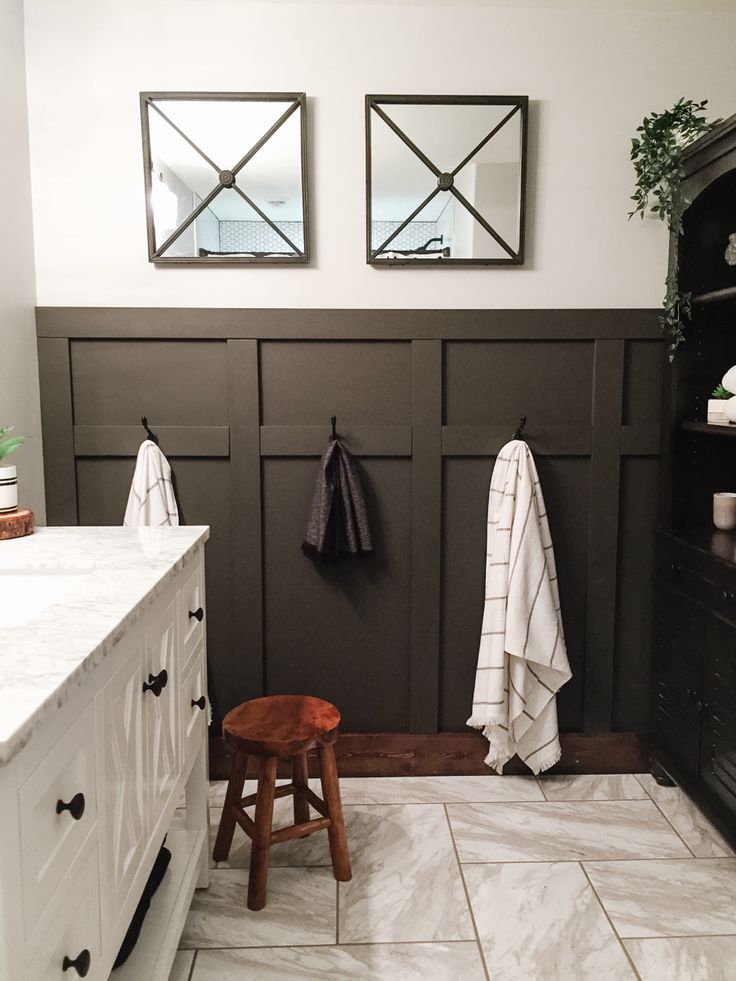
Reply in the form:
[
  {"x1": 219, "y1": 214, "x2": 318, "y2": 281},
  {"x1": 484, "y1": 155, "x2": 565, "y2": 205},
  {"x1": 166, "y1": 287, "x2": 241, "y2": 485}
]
[
  {"x1": 23, "y1": 0, "x2": 736, "y2": 309},
  {"x1": 0, "y1": 0, "x2": 44, "y2": 518}
]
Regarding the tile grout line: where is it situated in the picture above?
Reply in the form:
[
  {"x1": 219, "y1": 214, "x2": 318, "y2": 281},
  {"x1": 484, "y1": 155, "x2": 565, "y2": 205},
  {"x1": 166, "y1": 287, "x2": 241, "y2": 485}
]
[
  {"x1": 179, "y1": 939, "x2": 490, "y2": 952},
  {"x1": 536, "y1": 774, "x2": 550, "y2": 801},
  {"x1": 443, "y1": 802, "x2": 492, "y2": 981},
  {"x1": 336, "y1": 880, "x2": 340, "y2": 945},
  {"x1": 186, "y1": 949, "x2": 197, "y2": 981},
  {"x1": 634, "y1": 774, "x2": 697, "y2": 858},
  {"x1": 578, "y1": 861, "x2": 643, "y2": 981},
  {"x1": 459, "y1": 855, "x2": 710, "y2": 865}
]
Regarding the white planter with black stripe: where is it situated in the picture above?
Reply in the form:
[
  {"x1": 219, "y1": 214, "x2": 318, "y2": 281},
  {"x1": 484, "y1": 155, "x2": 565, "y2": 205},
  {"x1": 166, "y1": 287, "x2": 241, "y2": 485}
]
[{"x1": 0, "y1": 465, "x2": 18, "y2": 513}]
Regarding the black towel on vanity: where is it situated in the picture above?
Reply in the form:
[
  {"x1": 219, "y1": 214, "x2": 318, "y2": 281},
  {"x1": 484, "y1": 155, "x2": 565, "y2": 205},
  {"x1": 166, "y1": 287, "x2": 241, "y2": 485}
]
[
  {"x1": 302, "y1": 438, "x2": 373, "y2": 562},
  {"x1": 112, "y1": 842, "x2": 171, "y2": 969}
]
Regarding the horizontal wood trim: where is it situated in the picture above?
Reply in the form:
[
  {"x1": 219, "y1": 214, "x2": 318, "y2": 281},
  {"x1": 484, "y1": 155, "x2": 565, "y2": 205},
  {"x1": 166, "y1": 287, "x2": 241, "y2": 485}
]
[
  {"x1": 621, "y1": 424, "x2": 661, "y2": 456},
  {"x1": 36, "y1": 307, "x2": 661, "y2": 341},
  {"x1": 209, "y1": 731, "x2": 648, "y2": 779},
  {"x1": 442, "y1": 424, "x2": 592, "y2": 457},
  {"x1": 260, "y1": 425, "x2": 412, "y2": 456},
  {"x1": 73, "y1": 425, "x2": 230, "y2": 457}
]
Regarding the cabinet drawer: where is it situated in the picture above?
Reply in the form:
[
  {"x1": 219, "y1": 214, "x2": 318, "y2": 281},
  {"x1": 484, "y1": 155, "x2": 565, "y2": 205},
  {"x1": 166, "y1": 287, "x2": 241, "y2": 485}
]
[
  {"x1": 181, "y1": 643, "x2": 208, "y2": 771},
  {"x1": 19, "y1": 703, "x2": 97, "y2": 929},
  {"x1": 657, "y1": 555, "x2": 736, "y2": 632},
  {"x1": 651, "y1": 580, "x2": 704, "y2": 780},
  {"x1": 27, "y1": 846, "x2": 101, "y2": 981},
  {"x1": 179, "y1": 561, "x2": 205, "y2": 667}
]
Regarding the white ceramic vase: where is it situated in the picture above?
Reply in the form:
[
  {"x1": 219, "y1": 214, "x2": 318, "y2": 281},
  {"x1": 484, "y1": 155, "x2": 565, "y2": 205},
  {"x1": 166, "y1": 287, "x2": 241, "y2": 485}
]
[
  {"x1": 0, "y1": 464, "x2": 18, "y2": 513},
  {"x1": 708, "y1": 399, "x2": 729, "y2": 425}
]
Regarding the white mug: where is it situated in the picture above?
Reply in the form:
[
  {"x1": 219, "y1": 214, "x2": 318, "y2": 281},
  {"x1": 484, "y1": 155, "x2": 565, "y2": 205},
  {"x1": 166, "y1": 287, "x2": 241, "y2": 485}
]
[{"x1": 713, "y1": 492, "x2": 736, "y2": 531}]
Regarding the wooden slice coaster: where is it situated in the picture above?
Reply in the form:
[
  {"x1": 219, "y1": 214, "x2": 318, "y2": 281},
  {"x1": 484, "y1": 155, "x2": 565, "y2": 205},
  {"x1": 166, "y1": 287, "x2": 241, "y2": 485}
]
[{"x1": 0, "y1": 507, "x2": 34, "y2": 541}]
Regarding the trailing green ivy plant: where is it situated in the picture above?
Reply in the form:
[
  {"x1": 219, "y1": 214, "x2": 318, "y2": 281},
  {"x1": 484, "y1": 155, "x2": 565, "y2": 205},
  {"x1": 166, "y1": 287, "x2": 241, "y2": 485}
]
[{"x1": 629, "y1": 98, "x2": 719, "y2": 360}]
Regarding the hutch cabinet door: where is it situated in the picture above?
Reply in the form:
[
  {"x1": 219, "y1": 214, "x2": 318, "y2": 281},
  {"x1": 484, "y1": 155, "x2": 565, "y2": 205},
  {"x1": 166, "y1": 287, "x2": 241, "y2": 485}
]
[
  {"x1": 700, "y1": 614, "x2": 736, "y2": 814},
  {"x1": 652, "y1": 582, "x2": 706, "y2": 780},
  {"x1": 99, "y1": 643, "x2": 147, "y2": 927},
  {"x1": 144, "y1": 601, "x2": 180, "y2": 827}
]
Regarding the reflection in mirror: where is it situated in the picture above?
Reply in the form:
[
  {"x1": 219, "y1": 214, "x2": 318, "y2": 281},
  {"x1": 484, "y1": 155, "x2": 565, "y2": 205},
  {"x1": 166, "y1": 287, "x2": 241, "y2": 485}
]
[
  {"x1": 141, "y1": 93, "x2": 309, "y2": 263},
  {"x1": 366, "y1": 96, "x2": 527, "y2": 265}
]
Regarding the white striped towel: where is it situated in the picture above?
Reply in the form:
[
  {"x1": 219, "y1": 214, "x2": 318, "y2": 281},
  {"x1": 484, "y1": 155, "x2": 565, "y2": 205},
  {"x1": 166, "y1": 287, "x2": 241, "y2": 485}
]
[
  {"x1": 467, "y1": 439, "x2": 571, "y2": 775},
  {"x1": 123, "y1": 440, "x2": 179, "y2": 527}
]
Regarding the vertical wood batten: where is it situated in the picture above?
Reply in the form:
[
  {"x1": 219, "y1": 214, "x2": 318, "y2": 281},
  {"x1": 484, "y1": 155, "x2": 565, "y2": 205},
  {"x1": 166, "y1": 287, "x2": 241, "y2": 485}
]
[
  {"x1": 410, "y1": 340, "x2": 443, "y2": 732},
  {"x1": 37, "y1": 336, "x2": 78, "y2": 525},
  {"x1": 227, "y1": 339, "x2": 264, "y2": 708},
  {"x1": 584, "y1": 338, "x2": 625, "y2": 731}
]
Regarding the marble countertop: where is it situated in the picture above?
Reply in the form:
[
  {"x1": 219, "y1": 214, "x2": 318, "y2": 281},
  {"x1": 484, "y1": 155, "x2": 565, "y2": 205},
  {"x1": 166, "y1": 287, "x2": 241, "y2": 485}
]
[{"x1": 0, "y1": 525, "x2": 209, "y2": 766}]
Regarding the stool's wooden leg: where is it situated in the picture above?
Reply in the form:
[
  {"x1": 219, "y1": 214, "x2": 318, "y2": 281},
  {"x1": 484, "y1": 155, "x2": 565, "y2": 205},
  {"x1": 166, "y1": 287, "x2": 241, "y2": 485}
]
[
  {"x1": 248, "y1": 756, "x2": 277, "y2": 911},
  {"x1": 292, "y1": 753, "x2": 310, "y2": 825},
  {"x1": 318, "y1": 743, "x2": 352, "y2": 882},
  {"x1": 212, "y1": 750, "x2": 248, "y2": 863}
]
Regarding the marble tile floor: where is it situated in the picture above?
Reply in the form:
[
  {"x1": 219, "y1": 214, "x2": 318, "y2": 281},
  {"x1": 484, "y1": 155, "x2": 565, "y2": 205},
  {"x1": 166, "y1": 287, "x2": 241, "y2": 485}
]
[{"x1": 171, "y1": 773, "x2": 736, "y2": 981}]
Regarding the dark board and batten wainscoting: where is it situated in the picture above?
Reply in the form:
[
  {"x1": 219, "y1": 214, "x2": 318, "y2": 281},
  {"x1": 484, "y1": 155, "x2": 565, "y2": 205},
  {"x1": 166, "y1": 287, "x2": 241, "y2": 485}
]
[{"x1": 36, "y1": 308, "x2": 663, "y2": 775}]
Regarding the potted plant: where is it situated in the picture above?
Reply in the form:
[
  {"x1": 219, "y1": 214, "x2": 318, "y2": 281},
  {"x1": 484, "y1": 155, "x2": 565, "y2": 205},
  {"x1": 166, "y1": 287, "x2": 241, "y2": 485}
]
[
  {"x1": 0, "y1": 427, "x2": 27, "y2": 514},
  {"x1": 629, "y1": 98, "x2": 720, "y2": 359}
]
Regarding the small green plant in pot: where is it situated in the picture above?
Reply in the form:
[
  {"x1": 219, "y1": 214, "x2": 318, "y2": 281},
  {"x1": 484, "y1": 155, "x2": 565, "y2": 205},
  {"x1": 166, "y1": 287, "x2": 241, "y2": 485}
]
[
  {"x1": 629, "y1": 98, "x2": 720, "y2": 360},
  {"x1": 0, "y1": 426, "x2": 27, "y2": 514}
]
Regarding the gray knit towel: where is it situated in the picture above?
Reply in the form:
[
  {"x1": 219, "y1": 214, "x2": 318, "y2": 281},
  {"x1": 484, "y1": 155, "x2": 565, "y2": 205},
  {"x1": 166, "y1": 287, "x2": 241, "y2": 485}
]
[{"x1": 302, "y1": 438, "x2": 373, "y2": 562}]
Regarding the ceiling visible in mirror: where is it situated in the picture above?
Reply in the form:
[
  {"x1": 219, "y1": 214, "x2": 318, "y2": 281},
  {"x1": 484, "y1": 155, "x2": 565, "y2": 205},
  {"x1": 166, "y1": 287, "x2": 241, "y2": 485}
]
[
  {"x1": 366, "y1": 95, "x2": 528, "y2": 266},
  {"x1": 140, "y1": 92, "x2": 309, "y2": 263}
]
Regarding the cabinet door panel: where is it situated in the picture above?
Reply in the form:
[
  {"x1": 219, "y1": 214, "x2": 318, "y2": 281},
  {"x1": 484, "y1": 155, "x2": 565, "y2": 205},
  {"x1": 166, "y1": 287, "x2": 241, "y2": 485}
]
[
  {"x1": 181, "y1": 643, "x2": 208, "y2": 773},
  {"x1": 19, "y1": 704, "x2": 97, "y2": 931},
  {"x1": 27, "y1": 846, "x2": 101, "y2": 981},
  {"x1": 145, "y1": 601, "x2": 179, "y2": 826},
  {"x1": 652, "y1": 581, "x2": 705, "y2": 779},
  {"x1": 701, "y1": 615, "x2": 736, "y2": 810},
  {"x1": 99, "y1": 644, "x2": 146, "y2": 926}
]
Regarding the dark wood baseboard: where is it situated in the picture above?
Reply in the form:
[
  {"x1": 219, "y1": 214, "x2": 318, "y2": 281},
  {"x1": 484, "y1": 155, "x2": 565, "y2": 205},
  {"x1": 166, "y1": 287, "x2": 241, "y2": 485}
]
[{"x1": 209, "y1": 731, "x2": 648, "y2": 780}]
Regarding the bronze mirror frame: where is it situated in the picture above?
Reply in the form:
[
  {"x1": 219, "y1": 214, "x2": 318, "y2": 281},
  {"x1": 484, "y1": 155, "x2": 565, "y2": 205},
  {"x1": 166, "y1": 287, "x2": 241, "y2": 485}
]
[
  {"x1": 140, "y1": 91, "x2": 310, "y2": 264},
  {"x1": 365, "y1": 94, "x2": 528, "y2": 267}
]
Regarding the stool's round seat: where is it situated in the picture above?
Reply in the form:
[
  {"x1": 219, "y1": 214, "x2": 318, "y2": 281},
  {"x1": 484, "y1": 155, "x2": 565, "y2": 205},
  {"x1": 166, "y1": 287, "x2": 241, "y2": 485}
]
[{"x1": 223, "y1": 694, "x2": 341, "y2": 758}]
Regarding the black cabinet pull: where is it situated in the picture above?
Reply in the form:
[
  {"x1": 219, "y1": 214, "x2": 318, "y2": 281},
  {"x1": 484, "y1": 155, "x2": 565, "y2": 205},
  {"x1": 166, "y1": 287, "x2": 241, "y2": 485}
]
[
  {"x1": 56, "y1": 792, "x2": 85, "y2": 821},
  {"x1": 62, "y1": 949, "x2": 90, "y2": 977},
  {"x1": 188, "y1": 607, "x2": 204, "y2": 622},
  {"x1": 722, "y1": 590, "x2": 735, "y2": 602},
  {"x1": 142, "y1": 669, "x2": 168, "y2": 697},
  {"x1": 191, "y1": 695, "x2": 206, "y2": 711},
  {"x1": 670, "y1": 563, "x2": 683, "y2": 575}
]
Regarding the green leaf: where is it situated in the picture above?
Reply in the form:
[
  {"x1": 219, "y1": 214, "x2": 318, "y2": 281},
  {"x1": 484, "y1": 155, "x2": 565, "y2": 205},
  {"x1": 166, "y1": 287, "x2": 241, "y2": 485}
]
[{"x1": 0, "y1": 436, "x2": 26, "y2": 461}]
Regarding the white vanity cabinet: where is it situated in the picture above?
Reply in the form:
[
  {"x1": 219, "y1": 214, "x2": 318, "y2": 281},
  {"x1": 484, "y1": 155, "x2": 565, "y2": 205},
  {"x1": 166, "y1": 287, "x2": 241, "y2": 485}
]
[{"x1": 0, "y1": 532, "x2": 210, "y2": 981}]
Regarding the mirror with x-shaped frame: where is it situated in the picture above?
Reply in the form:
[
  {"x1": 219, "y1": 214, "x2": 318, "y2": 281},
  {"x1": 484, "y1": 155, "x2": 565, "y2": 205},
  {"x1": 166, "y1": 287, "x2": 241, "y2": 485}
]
[
  {"x1": 140, "y1": 92, "x2": 309, "y2": 263},
  {"x1": 366, "y1": 95, "x2": 527, "y2": 265}
]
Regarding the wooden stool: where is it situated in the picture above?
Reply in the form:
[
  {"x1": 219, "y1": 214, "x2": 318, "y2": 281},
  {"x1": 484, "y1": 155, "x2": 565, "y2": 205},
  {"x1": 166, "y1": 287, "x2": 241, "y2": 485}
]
[{"x1": 212, "y1": 695, "x2": 352, "y2": 911}]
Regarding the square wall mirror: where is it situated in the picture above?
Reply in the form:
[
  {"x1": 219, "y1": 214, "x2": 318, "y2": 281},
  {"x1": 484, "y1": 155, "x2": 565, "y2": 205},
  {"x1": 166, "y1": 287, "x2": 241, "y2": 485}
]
[
  {"x1": 366, "y1": 95, "x2": 527, "y2": 266},
  {"x1": 140, "y1": 92, "x2": 309, "y2": 263}
]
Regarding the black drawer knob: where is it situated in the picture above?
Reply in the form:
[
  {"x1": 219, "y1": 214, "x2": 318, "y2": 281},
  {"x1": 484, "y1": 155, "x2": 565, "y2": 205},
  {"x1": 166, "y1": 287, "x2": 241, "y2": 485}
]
[
  {"x1": 188, "y1": 607, "x2": 204, "y2": 623},
  {"x1": 191, "y1": 695, "x2": 206, "y2": 711},
  {"x1": 670, "y1": 563, "x2": 683, "y2": 575},
  {"x1": 62, "y1": 949, "x2": 90, "y2": 977},
  {"x1": 142, "y1": 669, "x2": 168, "y2": 697},
  {"x1": 56, "y1": 792, "x2": 85, "y2": 821},
  {"x1": 722, "y1": 590, "x2": 735, "y2": 602}
]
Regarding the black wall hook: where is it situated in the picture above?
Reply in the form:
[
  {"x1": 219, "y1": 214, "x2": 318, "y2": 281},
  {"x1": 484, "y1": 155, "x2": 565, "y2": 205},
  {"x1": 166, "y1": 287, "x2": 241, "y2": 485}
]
[
  {"x1": 141, "y1": 416, "x2": 159, "y2": 445},
  {"x1": 512, "y1": 415, "x2": 527, "y2": 441},
  {"x1": 330, "y1": 415, "x2": 337, "y2": 441}
]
